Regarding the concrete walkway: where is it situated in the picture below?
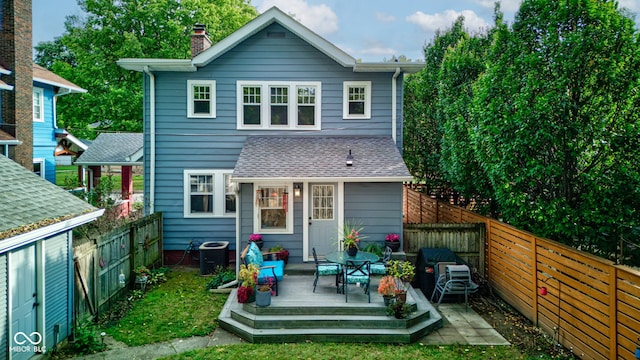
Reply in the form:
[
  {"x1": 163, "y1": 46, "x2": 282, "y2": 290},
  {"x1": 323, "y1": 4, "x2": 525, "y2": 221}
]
[{"x1": 75, "y1": 302, "x2": 508, "y2": 360}]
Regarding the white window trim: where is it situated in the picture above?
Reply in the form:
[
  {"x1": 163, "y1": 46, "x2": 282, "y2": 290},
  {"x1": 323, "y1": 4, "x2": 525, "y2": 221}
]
[
  {"x1": 237, "y1": 81, "x2": 321, "y2": 130},
  {"x1": 33, "y1": 158, "x2": 45, "y2": 178},
  {"x1": 33, "y1": 87, "x2": 44, "y2": 122},
  {"x1": 187, "y1": 80, "x2": 216, "y2": 118},
  {"x1": 253, "y1": 182, "x2": 294, "y2": 234},
  {"x1": 343, "y1": 81, "x2": 371, "y2": 119},
  {"x1": 183, "y1": 169, "x2": 234, "y2": 218}
]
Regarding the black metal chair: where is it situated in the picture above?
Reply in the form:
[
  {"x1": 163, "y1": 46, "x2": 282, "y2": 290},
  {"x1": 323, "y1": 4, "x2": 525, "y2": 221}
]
[
  {"x1": 312, "y1": 248, "x2": 342, "y2": 293},
  {"x1": 343, "y1": 259, "x2": 371, "y2": 303}
]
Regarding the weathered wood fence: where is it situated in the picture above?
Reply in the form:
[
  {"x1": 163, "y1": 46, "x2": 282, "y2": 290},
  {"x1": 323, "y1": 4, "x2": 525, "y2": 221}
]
[
  {"x1": 73, "y1": 212, "x2": 163, "y2": 323},
  {"x1": 403, "y1": 185, "x2": 640, "y2": 360}
]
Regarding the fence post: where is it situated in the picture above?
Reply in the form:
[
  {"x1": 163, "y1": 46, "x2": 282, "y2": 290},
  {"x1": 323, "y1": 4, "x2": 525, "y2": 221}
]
[{"x1": 609, "y1": 266, "x2": 617, "y2": 359}]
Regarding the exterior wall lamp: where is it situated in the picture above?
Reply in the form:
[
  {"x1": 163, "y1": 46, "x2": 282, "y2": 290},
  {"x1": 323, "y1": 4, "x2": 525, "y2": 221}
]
[
  {"x1": 346, "y1": 149, "x2": 353, "y2": 166},
  {"x1": 294, "y1": 184, "x2": 302, "y2": 198}
]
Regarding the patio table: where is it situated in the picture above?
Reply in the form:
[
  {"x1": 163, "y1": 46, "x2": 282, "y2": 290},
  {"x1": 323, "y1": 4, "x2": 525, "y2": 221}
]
[{"x1": 325, "y1": 251, "x2": 379, "y2": 294}]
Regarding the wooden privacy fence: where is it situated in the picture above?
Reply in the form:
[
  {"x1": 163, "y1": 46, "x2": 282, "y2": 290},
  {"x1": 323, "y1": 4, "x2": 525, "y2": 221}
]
[
  {"x1": 73, "y1": 212, "x2": 163, "y2": 323},
  {"x1": 404, "y1": 185, "x2": 640, "y2": 360}
]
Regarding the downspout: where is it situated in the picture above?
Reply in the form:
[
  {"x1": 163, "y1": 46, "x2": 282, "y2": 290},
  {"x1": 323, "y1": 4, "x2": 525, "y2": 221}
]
[
  {"x1": 143, "y1": 66, "x2": 156, "y2": 213},
  {"x1": 391, "y1": 67, "x2": 401, "y2": 143},
  {"x1": 52, "y1": 88, "x2": 71, "y2": 129}
]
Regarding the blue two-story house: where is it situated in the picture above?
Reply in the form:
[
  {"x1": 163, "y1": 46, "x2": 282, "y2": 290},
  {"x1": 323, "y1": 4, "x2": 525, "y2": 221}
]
[{"x1": 118, "y1": 7, "x2": 423, "y2": 265}]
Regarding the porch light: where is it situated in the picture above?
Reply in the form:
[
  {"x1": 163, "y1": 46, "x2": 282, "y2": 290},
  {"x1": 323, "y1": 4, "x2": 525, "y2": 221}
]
[
  {"x1": 346, "y1": 149, "x2": 353, "y2": 167},
  {"x1": 294, "y1": 184, "x2": 302, "y2": 198}
]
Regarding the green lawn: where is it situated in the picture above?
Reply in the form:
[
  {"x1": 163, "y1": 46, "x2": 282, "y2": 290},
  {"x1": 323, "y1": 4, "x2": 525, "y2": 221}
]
[
  {"x1": 56, "y1": 165, "x2": 143, "y2": 191},
  {"x1": 99, "y1": 267, "x2": 562, "y2": 360}
]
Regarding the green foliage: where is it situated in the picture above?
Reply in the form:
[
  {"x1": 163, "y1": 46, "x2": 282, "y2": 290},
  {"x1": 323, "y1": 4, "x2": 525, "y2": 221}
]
[
  {"x1": 66, "y1": 323, "x2": 106, "y2": 355},
  {"x1": 34, "y1": 0, "x2": 258, "y2": 139},
  {"x1": 206, "y1": 266, "x2": 235, "y2": 290},
  {"x1": 361, "y1": 243, "x2": 383, "y2": 257}
]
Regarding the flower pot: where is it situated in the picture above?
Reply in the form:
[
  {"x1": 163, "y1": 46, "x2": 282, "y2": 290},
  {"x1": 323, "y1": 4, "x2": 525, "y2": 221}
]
[
  {"x1": 385, "y1": 240, "x2": 401, "y2": 252},
  {"x1": 255, "y1": 288, "x2": 271, "y2": 307},
  {"x1": 383, "y1": 295, "x2": 394, "y2": 306},
  {"x1": 347, "y1": 246, "x2": 358, "y2": 257},
  {"x1": 395, "y1": 290, "x2": 407, "y2": 304}
]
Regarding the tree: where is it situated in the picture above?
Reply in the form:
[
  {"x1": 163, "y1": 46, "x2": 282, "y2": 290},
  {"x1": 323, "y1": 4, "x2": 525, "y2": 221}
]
[
  {"x1": 403, "y1": 17, "x2": 468, "y2": 194},
  {"x1": 472, "y1": 0, "x2": 640, "y2": 255},
  {"x1": 34, "y1": 0, "x2": 258, "y2": 139}
]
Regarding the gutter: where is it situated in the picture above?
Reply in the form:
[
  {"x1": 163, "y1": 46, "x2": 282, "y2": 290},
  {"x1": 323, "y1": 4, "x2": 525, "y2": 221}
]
[
  {"x1": 392, "y1": 67, "x2": 401, "y2": 143},
  {"x1": 143, "y1": 66, "x2": 156, "y2": 213}
]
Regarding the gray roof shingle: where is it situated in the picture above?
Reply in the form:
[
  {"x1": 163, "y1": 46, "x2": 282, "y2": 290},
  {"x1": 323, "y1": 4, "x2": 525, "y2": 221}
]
[
  {"x1": 75, "y1": 133, "x2": 143, "y2": 165},
  {"x1": 0, "y1": 155, "x2": 98, "y2": 234},
  {"x1": 233, "y1": 136, "x2": 411, "y2": 181}
]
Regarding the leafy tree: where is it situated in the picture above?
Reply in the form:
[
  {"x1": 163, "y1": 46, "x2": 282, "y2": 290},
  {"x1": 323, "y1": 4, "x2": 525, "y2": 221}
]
[
  {"x1": 403, "y1": 17, "x2": 468, "y2": 194},
  {"x1": 472, "y1": 0, "x2": 640, "y2": 255},
  {"x1": 34, "y1": 0, "x2": 258, "y2": 139}
]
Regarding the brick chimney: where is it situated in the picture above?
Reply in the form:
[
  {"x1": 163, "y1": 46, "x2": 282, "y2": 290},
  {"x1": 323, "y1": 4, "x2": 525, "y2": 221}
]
[
  {"x1": 190, "y1": 24, "x2": 211, "y2": 58},
  {"x1": 0, "y1": 0, "x2": 33, "y2": 169}
]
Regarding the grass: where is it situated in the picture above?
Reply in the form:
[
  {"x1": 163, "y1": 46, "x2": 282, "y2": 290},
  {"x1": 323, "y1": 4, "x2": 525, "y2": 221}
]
[
  {"x1": 56, "y1": 165, "x2": 143, "y2": 191},
  {"x1": 99, "y1": 266, "x2": 562, "y2": 360},
  {"x1": 106, "y1": 267, "x2": 227, "y2": 346}
]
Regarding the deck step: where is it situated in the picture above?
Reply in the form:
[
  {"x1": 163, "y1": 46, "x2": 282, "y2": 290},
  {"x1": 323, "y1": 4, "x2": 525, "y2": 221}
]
[{"x1": 217, "y1": 275, "x2": 443, "y2": 343}]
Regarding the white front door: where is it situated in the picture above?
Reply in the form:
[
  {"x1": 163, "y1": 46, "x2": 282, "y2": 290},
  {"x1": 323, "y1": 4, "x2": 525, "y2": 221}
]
[
  {"x1": 10, "y1": 245, "x2": 39, "y2": 360},
  {"x1": 308, "y1": 183, "x2": 337, "y2": 258}
]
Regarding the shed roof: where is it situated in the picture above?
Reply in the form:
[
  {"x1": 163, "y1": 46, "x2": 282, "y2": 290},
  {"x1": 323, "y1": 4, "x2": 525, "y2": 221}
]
[
  {"x1": 75, "y1": 133, "x2": 143, "y2": 166},
  {"x1": 232, "y1": 136, "x2": 411, "y2": 182},
  {"x1": 0, "y1": 155, "x2": 99, "y2": 236}
]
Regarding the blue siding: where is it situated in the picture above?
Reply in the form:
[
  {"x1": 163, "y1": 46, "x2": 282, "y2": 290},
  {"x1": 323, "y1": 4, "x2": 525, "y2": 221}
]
[
  {"x1": 44, "y1": 232, "x2": 72, "y2": 349},
  {"x1": 0, "y1": 254, "x2": 6, "y2": 360},
  {"x1": 144, "y1": 23, "x2": 406, "y2": 251},
  {"x1": 32, "y1": 83, "x2": 57, "y2": 184},
  {"x1": 344, "y1": 182, "x2": 404, "y2": 246}
]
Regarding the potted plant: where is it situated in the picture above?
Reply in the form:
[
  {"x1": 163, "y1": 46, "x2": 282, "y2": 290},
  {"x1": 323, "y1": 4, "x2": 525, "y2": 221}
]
[
  {"x1": 134, "y1": 265, "x2": 151, "y2": 291},
  {"x1": 378, "y1": 275, "x2": 397, "y2": 306},
  {"x1": 387, "y1": 298, "x2": 412, "y2": 319},
  {"x1": 386, "y1": 260, "x2": 415, "y2": 302},
  {"x1": 384, "y1": 233, "x2": 401, "y2": 252},
  {"x1": 248, "y1": 233, "x2": 263, "y2": 249},
  {"x1": 255, "y1": 277, "x2": 274, "y2": 307},
  {"x1": 237, "y1": 263, "x2": 259, "y2": 303},
  {"x1": 269, "y1": 245, "x2": 289, "y2": 264},
  {"x1": 342, "y1": 222, "x2": 366, "y2": 257}
]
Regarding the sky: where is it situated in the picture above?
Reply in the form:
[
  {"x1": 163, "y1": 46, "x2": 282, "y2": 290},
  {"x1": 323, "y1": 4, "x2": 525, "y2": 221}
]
[{"x1": 33, "y1": 0, "x2": 640, "y2": 62}]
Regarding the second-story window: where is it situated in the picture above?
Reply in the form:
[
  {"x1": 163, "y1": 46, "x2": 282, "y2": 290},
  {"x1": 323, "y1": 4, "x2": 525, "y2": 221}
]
[
  {"x1": 187, "y1": 80, "x2": 216, "y2": 118},
  {"x1": 237, "y1": 81, "x2": 321, "y2": 130},
  {"x1": 33, "y1": 87, "x2": 44, "y2": 122},
  {"x1": 343, "y1": 81, "x2": 371, "y2": 119}
]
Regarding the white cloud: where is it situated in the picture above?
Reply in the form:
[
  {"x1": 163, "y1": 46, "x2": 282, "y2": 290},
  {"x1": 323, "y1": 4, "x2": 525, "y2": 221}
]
[
  {"x1": 474, "y1": 0, "x2": 522, "y2": 13},
  {"x1": 258, "y1": 0, "x2": 339, "y2": 36},
  {"x1": 406, "y1": 9, "x2": 489, "y2": 34},
  {"x1": 376, "y1": 12, "x2": 396, "y2": 23}
]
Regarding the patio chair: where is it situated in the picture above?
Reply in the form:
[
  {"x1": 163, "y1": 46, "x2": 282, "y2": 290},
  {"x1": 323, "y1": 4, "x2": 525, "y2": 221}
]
[
  {"x1": 431, "y1": 263, "x2": 479, "y2": 311},
  {"x1": 312, "y1": 248, "x2": 342, "y2": 293},
  {"x1": 370, "y1": 246, "x2": 392, "y2": 275},
  {"x1": 343, "y1": 259, "x2": 371, "y2": 303}
]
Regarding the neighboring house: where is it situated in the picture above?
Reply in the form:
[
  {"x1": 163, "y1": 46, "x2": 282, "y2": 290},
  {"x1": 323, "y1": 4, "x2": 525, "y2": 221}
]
[
  {"x1": 31, "y1": 64, "x2": 87, "y2": 183},
  {"x1": 0, "y1": 155, "x2": 104, "y2": 360},
  {"x1": 117, "y1": 7, "x2": 423, "y2": 264},
  {"x1": 0, "y1": 63, "x2": 87, "y2": 183},
  {"x1": 75, "y1": 132, "x2": 143, "y2": 217}
]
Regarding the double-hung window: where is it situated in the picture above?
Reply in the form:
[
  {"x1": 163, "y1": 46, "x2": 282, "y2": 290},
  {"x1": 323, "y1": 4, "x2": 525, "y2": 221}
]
[
  {"x1": 184, "y1": 169, "x2": 235, "y2": 217},
  {"x1": 254, "y1": 183, "x2": 293, "y2": 233},
  {"x1": 33, "y1": 87, "x2": 44, "y2": 122},
  {"x1": 237, "y1": 81, "x2": 321, "y2": 130},
  {"x1": 187, "y1": 80, "x2": 216, "y2": 118},
  {"x1": 343, "y1": 81, "x2": 371, "y2": 119}
]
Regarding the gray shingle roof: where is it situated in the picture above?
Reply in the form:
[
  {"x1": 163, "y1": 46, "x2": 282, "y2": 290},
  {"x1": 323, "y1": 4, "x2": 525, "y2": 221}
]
[
  {"x1": 232, "y1": 136, "x2": 412, "y2": 181},
  {"x1": 0, "y1": 155, "x2": 98, "y2": 234},
  {"x1": 75, "y1": 133, "x2": 143, "y2": 165}
]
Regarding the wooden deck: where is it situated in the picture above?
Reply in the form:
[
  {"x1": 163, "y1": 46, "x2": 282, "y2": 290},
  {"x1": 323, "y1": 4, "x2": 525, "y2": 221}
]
[{"x1": 218, "y1": 273, "x2": 443, "y2": 343}]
